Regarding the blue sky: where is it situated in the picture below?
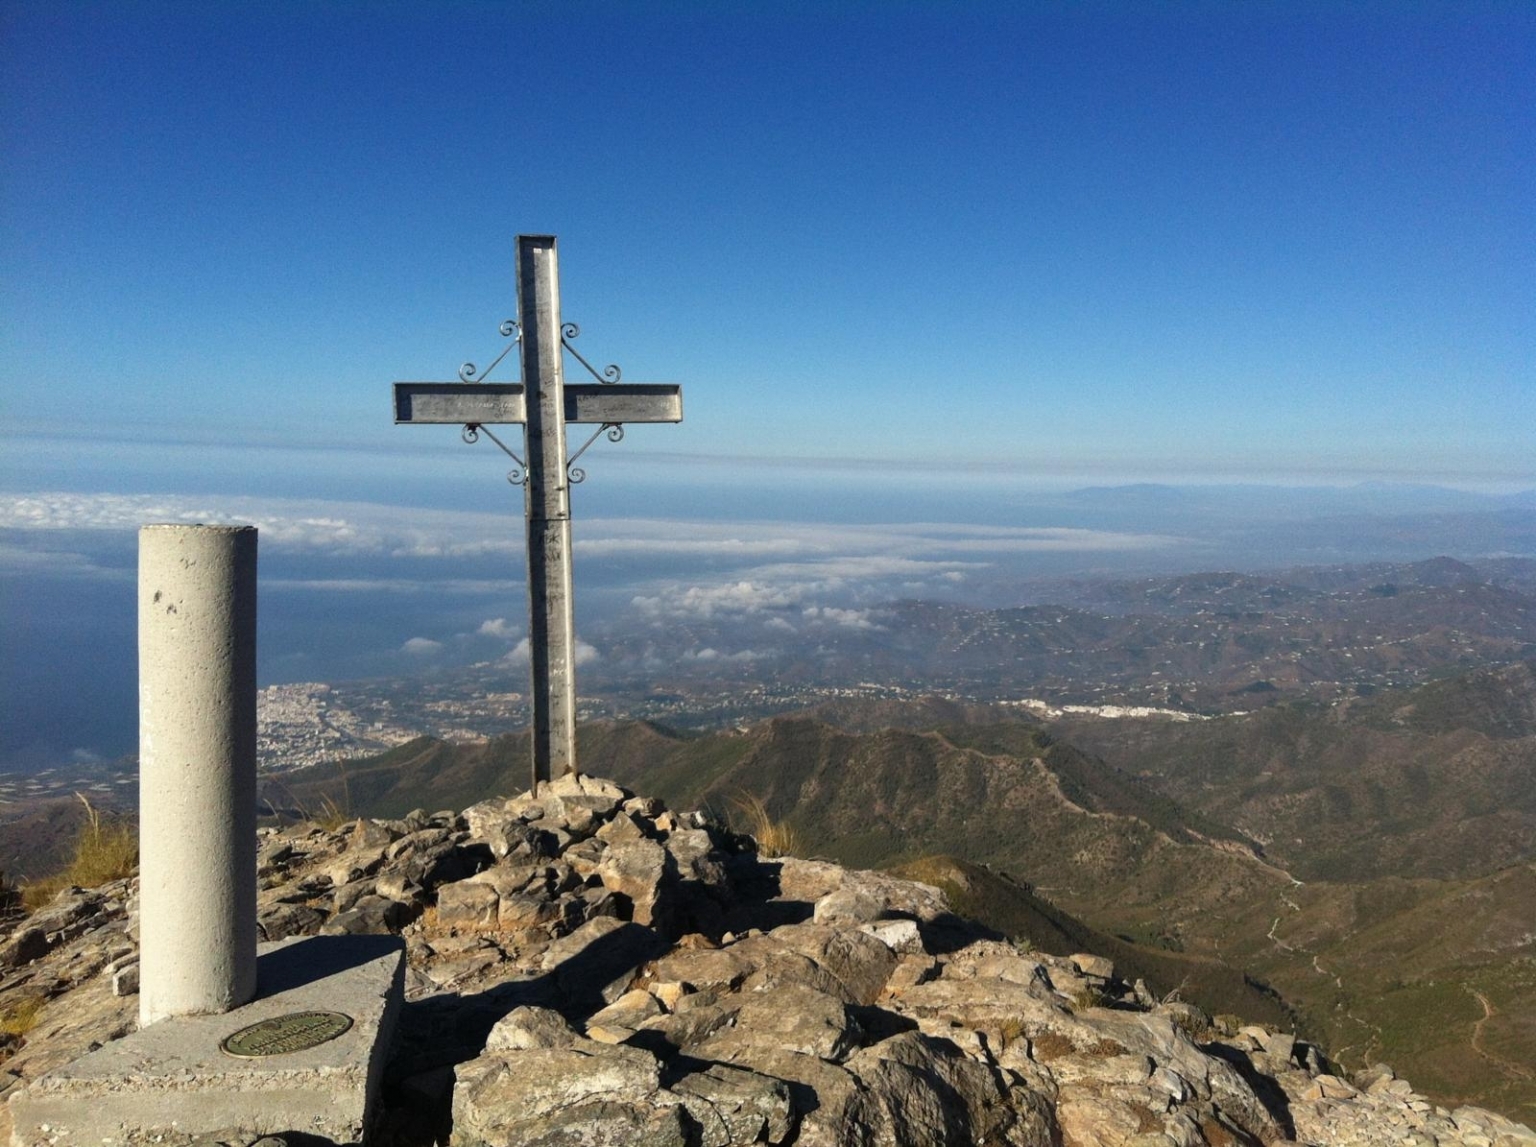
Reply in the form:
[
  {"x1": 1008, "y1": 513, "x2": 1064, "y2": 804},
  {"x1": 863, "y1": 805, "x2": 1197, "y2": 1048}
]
[
  {"x1": 3, "y1": 0, "x2": 1532, "y2": 495},
  {"x1": 3, "y1": 1, "x2": 1536, "y2": 769}
]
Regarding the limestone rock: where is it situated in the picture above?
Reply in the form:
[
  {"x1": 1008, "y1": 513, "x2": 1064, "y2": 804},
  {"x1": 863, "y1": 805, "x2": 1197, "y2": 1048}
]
[
  {"x1": 860, "y1": 918, "x2": 923, "y2": 954},
  {"x1": 694, "y1": 982, "x2": 858, "y2": 1062},
  {"x1": 845, "y1": 1029, "x2": 1039, "y2": 1146},
  {"x1": 671, "y1": 1060, "x2": 795, "y2": 1146},
  {"x1": 596, "y1": 838, "x2": 668, "y2": 926},
  {"x1": 109, "y1": 957, "x2": 139, "y2": 997},
  {"x1": 436, "y1": 877, "x2": 499, "y2": 931},
  {"x1": 596, "y1": 809, "x2": 650, "y2": 844},
  {"x1": 760, "y1": 922, "x2": 899, "y2": 1005},
  {"x1": 894, "y1": 973, "x2": 1066, "y2": 1031},
  {"x1": 0, "y1": 927, "x2": 50, "y2": 969},
  {"x1": 541, "y1": 916, "x2": 668, "y2": 1006},
  {"x1": 650, "y1": 945, "x2": 754, "y2": 994},
  {"x1": 1069, "y1": 952, "x2": 1115, "y2": 980},
  {"x1": 813, "y1": 885, "x2": 884, "y2": 925},
  {"x1": 320, "y1": 893, "x2": 413, "y2": 935},
  {"x1": 451, "y1": 1040, "x2": 669, "y2": 1145},
  {"x1": 705, "y1": 1047, "x2": 870, "y2": 1147},
  {"x1": 635, "y1": 995, "x2": 741, "y2": 1055},
  {"x1": 664, "y1": 826, "x2": 729, "y2": 885},
  {"x1": 585, "y1": 987, "x2": 665, "y2": 1043},
  {"x1": 484, "y1": 1005, "x2": 578, "y2": 1051}
]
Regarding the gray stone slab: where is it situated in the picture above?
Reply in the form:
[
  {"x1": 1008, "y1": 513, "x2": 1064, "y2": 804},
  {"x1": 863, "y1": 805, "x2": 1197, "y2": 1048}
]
[{"x1": 9, "y1": 934, "x2": 403, "y2": 1146}]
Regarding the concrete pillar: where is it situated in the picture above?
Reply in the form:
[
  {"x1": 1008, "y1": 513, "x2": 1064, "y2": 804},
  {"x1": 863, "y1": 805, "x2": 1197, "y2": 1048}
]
[{"x1": 137, "y1": 524, "x2": 258, "y2": 1027}]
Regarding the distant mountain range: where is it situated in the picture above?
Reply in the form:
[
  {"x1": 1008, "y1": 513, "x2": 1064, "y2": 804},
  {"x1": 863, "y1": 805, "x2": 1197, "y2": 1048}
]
[
  {"x1": 1055, "y1": 481, "x2": 1536, "y2": 517},
  {"x1": 586, "y1": 556, "x2": 1536, "y2": 716},
  {"x1": 1049, "y1": 660, "x2": 1536, "y2": 883}
]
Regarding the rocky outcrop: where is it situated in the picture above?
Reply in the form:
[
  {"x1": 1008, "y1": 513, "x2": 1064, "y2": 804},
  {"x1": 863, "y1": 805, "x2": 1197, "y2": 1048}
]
[{"x1": 3, "y1": 773, "x2": 1533, "y2": 1147}]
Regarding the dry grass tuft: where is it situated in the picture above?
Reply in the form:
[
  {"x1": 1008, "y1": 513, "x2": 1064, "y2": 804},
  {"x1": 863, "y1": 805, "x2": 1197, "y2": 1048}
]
[
  {"x1": 1071, "y1": 985, "x2": 1110, "y2": 1013},
  {"x1": 22, "y1": 794, "x2": 138, "y2": 911},
  {"x1": 996, "y1": 1016, "x2": 1027, "y2": 1051},
  {"x1": 1170, "y1": 1009, "x2": 1214, "y2": 1042},
  {"x1": 1086, "y1": 1037, "x2": 1128, "y2": 1057},
  {"x1": 1028, "y1": 1030, "x2": 1075, "y2": 1062},
  {"x1": 263, "y1": 764, "x2": 353, "y2": 831},
  {"x1": 730, "y1": 793, "x2": 804, "y2": 859},
  {"x1": 314, "y1": 791, "x2": 352, "y2": 833},
  {"x1": 21, "y1": 877, "x2": 67, "y2": 912},
  {"x1": 309, "y1": 762, "x2": 354, "y2": 831},
  {"x1": 0, "y1": 994, "x2": 46, "y2": 1039}
]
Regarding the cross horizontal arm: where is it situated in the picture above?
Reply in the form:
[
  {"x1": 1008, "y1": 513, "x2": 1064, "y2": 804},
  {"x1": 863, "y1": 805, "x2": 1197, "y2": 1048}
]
[{"x1": 393, "y1": 382, "x2": 683, "y2": 425}]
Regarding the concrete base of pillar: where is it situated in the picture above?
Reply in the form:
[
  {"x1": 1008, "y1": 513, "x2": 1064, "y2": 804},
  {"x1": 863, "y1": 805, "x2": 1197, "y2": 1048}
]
[{"x1": 9, "y1": 935, "x2": 403, "y2": 1147}]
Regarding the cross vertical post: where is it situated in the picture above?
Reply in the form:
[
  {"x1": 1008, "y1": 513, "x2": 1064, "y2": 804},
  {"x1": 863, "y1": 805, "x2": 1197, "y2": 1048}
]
[
  {"x1": 392, "y1": 235, "x2": 683, "y2": 796},
  {"x1": 517, "y1": 235, "x2": 577, "y2": 788}
]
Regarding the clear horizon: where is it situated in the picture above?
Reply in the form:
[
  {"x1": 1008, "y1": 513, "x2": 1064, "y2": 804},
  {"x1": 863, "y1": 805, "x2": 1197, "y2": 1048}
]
[{"x1": 2, "y1": 1, "x2": 1532, "y2": 497}]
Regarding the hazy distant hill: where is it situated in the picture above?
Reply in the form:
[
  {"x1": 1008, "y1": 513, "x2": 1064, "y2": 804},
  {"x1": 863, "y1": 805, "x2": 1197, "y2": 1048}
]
[
  {"x1": 879, "y1": 562, "x2": 1536, "y2": 697},
  {"x1": 586, "y1": 557, "x2": 1536, "y2": 717},
  {"x1": 1047, "y1": 660, "x2": 1536, "y2": 882}
]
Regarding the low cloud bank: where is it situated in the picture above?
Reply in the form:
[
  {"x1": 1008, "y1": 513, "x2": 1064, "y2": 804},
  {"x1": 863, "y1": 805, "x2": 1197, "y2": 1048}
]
[
  {"x1": 1, "y1": 493, "x2": 1176, "y2": 564},
  {"x1": 1, "y1": 491, "x2": 1183, "y2": 673}
]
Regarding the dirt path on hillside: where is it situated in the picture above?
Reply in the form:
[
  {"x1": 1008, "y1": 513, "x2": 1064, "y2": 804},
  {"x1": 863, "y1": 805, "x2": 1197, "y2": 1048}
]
[
  {"x1": 1468, "y1": 988, "x2": 1536, "y2": 1083},
  {"x1": 1264, "y1": 892, "x2": 1382, "y2": 1064}
]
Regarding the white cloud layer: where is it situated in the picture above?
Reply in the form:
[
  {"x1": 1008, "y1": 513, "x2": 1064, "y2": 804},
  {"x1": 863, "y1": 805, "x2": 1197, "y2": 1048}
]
[
  {"x1": 682, "y1": 647, "x2": 763, "y2": 663},
  {"x1": 0, "y1": 493, "x2": 522, "y2": 559},
  {"x1": 802, "y1": 606, "x2": 882, "y2": 630},
  {"x1": 1, "y1": 493, "x2": 1180, "y2": 628},
  {"x1": 265, "y1": 578, "x2": 519, "y2": 594},
  {"x1": 0, "y1": 542, "x2": 128, "y2": 580},
  {"x1": 632, "y1": 581, "x2": 800, "y2": 620},
  {"x1": 1, "y1": 492, "x2": 1175, "y2": 566},
  {"x1": 503, "y1": 637, "x2": 601, "y2": 667}
]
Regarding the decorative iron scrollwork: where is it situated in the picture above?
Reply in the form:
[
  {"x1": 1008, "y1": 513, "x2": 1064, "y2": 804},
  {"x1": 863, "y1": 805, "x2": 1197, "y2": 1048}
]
[
  {"x1": 560, "y1": 322, "x2": 621, "y2": 384},
  {"x1": 566, "y1": 422, "x2": 624, "y2": 483},
  {"x1": 458, "y1": 319, "x2": 520, "y2": 383},
  {"x1": 462, "y1": 422, "x2": 528, "y2": 486},
  {"x1": 455, "y1": 318, "x2": 635, "y2": 488}
]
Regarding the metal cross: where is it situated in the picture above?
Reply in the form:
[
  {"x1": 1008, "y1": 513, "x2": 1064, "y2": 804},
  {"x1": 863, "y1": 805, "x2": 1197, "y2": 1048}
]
[{"x1": 392, "y1": 235, "x2": 683, "y2": 791}]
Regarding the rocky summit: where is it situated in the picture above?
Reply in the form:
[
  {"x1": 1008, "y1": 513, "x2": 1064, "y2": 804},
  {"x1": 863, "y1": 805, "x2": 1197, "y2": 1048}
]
[{"x1": 3, "y1": 775, "x2": 1533, "y2": 1147}]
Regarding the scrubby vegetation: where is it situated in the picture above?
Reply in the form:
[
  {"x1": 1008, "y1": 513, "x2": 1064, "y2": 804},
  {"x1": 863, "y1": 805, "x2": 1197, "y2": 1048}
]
[
  {"x1": 21, "y1": 795, "x2": 137, "y2": 911},
  {"x1": 0, "y1": 994, "x2": 44, "y2": 1040},
  {"x1": 730, "y1": 792, "x2": 804, "y2": 858}
]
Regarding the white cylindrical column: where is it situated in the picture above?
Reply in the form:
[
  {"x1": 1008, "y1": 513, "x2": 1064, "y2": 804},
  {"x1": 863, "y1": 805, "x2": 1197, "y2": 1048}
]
[{"x1": 138, "y1": 524, "x2": 258, "y2": 1027}]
